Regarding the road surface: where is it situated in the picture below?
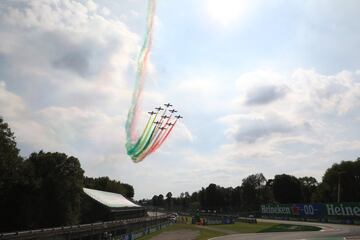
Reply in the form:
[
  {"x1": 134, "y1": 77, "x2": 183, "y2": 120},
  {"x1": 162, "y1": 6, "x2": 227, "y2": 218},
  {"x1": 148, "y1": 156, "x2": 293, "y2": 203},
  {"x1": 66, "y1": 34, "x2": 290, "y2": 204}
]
[{"x1": 210, "y1": 219, "x2": 360, "y2": 240}]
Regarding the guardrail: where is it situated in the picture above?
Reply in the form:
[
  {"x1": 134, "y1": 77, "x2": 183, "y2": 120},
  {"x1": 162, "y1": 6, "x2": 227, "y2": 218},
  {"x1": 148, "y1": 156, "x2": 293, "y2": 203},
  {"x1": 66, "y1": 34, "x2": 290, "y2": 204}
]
[{"x1": 0, "y1": 215, "x2": 171, "y2": 240}]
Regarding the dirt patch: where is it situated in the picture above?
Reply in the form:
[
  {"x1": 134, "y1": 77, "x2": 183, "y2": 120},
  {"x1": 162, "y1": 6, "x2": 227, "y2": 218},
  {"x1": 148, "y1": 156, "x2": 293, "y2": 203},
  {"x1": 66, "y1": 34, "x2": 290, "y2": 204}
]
[{"x1": 150, "y1": 229, "x2": 199, "y2": 240}]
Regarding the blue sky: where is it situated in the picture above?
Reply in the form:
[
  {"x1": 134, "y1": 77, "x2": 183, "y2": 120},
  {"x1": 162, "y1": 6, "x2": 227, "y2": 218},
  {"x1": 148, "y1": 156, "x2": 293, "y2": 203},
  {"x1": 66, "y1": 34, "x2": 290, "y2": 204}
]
[{"x1": 1, "y1": 0, "x2": 360, "y2": 199}]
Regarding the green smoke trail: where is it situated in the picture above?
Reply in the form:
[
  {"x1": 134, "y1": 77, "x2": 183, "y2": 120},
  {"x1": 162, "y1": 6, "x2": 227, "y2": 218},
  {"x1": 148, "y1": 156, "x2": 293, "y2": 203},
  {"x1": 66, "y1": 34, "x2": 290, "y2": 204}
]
[
  {"x1": 127, "y1": 112, "x2": 156, "y2": 156},
  {"x1": 131, "y1": 113, "x2": 159, "y2": 156},
  {"x1": 124, "y1": 0, "x2": 182, "y2": 162},
  {"x1": 125, "y1": 0, "x2": 156, "y2": 157}
]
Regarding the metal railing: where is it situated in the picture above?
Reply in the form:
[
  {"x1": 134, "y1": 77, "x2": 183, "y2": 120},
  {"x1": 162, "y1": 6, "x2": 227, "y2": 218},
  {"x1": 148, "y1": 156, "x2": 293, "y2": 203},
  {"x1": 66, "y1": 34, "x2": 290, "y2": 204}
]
[{"x1": 0, "y1": 214, "x2": 171, "y2": 239}]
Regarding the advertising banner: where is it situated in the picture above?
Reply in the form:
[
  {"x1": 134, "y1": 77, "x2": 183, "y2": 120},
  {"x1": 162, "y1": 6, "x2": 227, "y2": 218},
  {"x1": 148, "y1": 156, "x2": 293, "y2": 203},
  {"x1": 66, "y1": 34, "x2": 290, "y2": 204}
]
[
  {"x1": 289, "y1": 204, "x2": 323, "y2": 218},
  {"x1": 261, "y1": 202, "x2": 360, "y2": 224},
  {"x1": 261, "y1": 204, "x2": 291, "y2": 216},
  {"x1": 324, "y1": 203, "x2": 360, "y2": 218}
]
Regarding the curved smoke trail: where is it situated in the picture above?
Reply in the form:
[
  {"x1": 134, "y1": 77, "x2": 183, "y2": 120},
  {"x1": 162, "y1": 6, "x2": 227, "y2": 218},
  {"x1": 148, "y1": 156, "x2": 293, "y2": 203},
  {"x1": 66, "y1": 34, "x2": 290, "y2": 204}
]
[
  {"x1": 125, "y1": 0, "x2": 156, "y2": 148},
  {"x1": 124, "y1": 0, "x2": 182, "y2": 162}
]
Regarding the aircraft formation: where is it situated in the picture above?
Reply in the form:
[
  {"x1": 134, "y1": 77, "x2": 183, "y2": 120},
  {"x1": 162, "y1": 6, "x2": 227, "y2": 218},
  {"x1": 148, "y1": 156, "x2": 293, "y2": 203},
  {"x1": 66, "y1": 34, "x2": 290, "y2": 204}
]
[
  {"x1": 124, "y1": 0, "x2": 183, "y2": 162},
  {"x1": 126, "y1": 103, "x2": 183, "y2": 162}
]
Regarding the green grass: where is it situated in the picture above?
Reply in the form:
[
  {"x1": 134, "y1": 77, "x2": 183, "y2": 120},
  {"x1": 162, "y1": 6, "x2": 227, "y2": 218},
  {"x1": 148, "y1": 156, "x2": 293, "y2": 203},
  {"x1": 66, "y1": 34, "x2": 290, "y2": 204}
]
[
  {"x1": 138, "y1": 219, "x2": 321, "y2": 240},
  {"x1": 210, "y1": 222, "x2": 278, "y2": 233},
  {"x1": 258, "y1": 224, "x2": 321, "y2": 233}
]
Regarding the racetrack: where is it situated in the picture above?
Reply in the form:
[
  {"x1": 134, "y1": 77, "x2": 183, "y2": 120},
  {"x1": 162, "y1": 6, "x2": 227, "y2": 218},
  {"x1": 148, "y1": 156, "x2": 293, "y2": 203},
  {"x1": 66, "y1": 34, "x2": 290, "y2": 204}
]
[{"x1": 210, "y1": 219, "x2": 360, "y2": 240}]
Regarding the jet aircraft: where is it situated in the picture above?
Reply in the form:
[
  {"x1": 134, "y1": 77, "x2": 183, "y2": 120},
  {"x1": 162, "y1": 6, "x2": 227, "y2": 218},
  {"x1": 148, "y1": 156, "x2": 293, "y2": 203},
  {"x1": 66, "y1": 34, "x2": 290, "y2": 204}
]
[{"x1": 155, "y1": 107, "x2": 164, "y2": 111}]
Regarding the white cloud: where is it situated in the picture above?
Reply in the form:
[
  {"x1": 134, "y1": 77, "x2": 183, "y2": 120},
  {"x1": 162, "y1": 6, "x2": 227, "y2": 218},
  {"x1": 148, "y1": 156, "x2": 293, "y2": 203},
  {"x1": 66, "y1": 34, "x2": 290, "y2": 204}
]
[
  {"x1": 0, "y1": 0, "x2": 198, "y2": 199},
  {"x1": 234, "y1": 68, "x2": 360, "y2": 115},
  {"x1": 245, "y1": 85, "x2": 289, "y2": 105},
  {"x1": 290, "y1": 69, "x2": 360, "y2": 114},
  {"x1": 0, "y1": 81, "x2": 25, "y2": 118},
  {"x1": 165, "y1": 121, "x2": 195, "y2": 144},
  {"x1": 0, "y1": 82, "x2": 60, "y2": 150},
  {"x1": 11, "y1": 119, "x2": 60, "y2": 151},
  {"x1": 0, "y1": 1, "x2": 137, "y2": 161},
  {"x1": 177, "y1": 77, "x2": 219, "y2": 96},
  {"x1": 205, "y1": 0, "x2": 258, "y2": 27},
  {"x1": 2, "y1": 0, "x2": 360, "y2": 199},
  {"x1": 169, "y1": 72, "x2": 233, "y2": 113},
  {"x1": 217, "y1": 68, "x2": 360, "y2": 180},
  {"x1": 221, "y1": 112, "x2": 310, "y2": 143}
]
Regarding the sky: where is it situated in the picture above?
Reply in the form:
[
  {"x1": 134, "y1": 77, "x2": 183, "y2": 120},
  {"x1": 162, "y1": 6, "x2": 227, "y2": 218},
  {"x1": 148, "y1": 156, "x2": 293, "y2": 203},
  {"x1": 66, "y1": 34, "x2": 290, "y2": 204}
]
[{"x1": 1, "y1": 0, "x2": 360, "y2": 200}]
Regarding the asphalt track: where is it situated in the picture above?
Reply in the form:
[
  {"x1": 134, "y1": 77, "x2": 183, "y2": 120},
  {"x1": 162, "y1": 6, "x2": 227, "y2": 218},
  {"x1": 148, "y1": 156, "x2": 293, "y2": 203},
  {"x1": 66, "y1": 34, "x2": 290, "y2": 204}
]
[{"x1": 210, "y1": 219, "x2": 360, "y2": 240}]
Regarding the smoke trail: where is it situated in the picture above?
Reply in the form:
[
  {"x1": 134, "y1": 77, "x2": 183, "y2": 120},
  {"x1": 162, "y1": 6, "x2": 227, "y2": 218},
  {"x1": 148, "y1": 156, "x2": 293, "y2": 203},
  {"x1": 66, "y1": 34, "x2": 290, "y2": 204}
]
[
  {"x1": 151, "y1": 120, "x2": 177, "y2": 153},
  {"x1": 127, "y1": 112, "x2": 157, "y2": 156},
  {"x1": 124, "y1": 0, "x2": 183, "y2": 162},
  {"x1": 136, "y1": 114, "x2": 172, "y2": 159},
  {"x1": 125, "y1": 0, "x2": 156, "y2": 150}
]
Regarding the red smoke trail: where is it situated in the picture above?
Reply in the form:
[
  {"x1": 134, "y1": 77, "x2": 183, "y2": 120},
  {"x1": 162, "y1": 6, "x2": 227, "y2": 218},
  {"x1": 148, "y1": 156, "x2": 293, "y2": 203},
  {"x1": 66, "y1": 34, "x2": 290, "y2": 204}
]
[
  {"x1": 150, "y1": 119, "x2": 177, "y2": 153},
  {"x1": 138, "y1": 114, "x2": 173, "y2": 159},
  {"x1": 126, "y1": 0, "x2": 156, "y2": 144}
]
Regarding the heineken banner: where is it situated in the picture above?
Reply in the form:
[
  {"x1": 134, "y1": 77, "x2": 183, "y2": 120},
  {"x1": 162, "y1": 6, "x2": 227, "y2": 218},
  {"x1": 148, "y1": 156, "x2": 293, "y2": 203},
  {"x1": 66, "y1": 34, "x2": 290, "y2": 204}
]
[
  {"x1": 325, "y1": 203, "x2": 360, "y2": 218},
  {"x1": 261, "y1": 204, "x2": 323, "y2": 217},
  {"x1": 261, "y1": 202, "x2": 360, "y2": 224}
]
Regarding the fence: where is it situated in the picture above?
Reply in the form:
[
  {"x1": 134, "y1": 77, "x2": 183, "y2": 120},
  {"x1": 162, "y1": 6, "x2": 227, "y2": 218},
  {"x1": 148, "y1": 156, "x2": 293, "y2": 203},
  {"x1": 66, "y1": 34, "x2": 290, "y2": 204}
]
[{"x1": 0, "y1": 215, "x2": 172, "y2": 240}]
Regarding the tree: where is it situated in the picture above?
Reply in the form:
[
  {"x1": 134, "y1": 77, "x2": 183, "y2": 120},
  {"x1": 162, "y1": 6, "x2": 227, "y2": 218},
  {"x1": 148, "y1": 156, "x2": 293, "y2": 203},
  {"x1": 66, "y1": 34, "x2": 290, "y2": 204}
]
[
  {"x1": 299, "y1": 176, "x2": 318, "y2": 203},
  {"x1": 316, "y1": 158, "x2": 360, "y2": 202},
  {"x1": 311, "y1": 182, "x2": 332, "y2": 203},
  {"x1": 0, "y1": 118, "x2": 24, "y2": 232},
  {"x1": 263, "y1": 179, "x2": 275, "y2": 204},
  {"x1": 203, "y1": 183, "x2": 220, "y2": 210},
  {"x1": 273, "y1": 174, "x2": 303, "y2": 203},
  {"x1": 241, "y1": 173, "x2": 267, "y2": 211},
  {"x1": 84, "y1": 177, "x2": 134, "y2": 199},
  {"x1": 24, "y1": 151, "x2": 84, "y2": 228},
  {"x1": 230, "y1": 186, "x2": 242, "y2": 211},
  {"x1": 200, "y1": 183, "x2": 232, "y2": 211},
  {"x1": 189, "y1": 191, "x2": 200, "y2": 211},
  {"x1": 166, "y1": 192, "x2": 172, "y2": 209},
  {"x1": 122, "y1": 183, "x2": 135, "y2": 199},
  {"x1": 158, "y1": 194, "x2": 164, "y2": 206},
  {"x1": 152, "y1": 195, "x2": 158, "y2": 206},
  {"x1": 183, "y1": 192, "x2": 190, "y2": 209}
]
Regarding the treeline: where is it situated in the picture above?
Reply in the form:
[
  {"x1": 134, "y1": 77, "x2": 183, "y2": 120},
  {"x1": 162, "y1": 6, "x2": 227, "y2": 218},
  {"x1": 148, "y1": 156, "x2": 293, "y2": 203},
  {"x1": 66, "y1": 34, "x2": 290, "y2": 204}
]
[
  {"x1": 0, "y1": 118, "x2": 134, "y2": 232},
  {"x1": 143, "y1": 161, "x2": 360, "y2": 213},
  {"x1": 84, "y1": 176, "x2": 134, "y2": 199}
]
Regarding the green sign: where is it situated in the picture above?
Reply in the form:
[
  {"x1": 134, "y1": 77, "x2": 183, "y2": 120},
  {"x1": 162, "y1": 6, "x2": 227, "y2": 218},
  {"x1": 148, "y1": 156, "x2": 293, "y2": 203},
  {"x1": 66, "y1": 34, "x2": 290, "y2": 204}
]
[
  {"x1": 261, "y1": 202, "x2": 360, "y2": 221},
  {"x1": 325, "y1": 203, "x2": 360, "y2": 217}
]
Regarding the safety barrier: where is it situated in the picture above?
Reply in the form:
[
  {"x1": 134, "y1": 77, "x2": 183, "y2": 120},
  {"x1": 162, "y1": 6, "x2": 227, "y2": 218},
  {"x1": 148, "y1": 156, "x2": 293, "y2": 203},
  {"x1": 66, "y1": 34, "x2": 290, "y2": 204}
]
[
  {"x1": 116, "y1": 221, "x2": 173, "y2": 240},
  {"x1": 236, "y1": 217, "x2": 257, "y2": 224},
  {"x1": 0, "y1": 215, "x2": 172, "y2": 239}
]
